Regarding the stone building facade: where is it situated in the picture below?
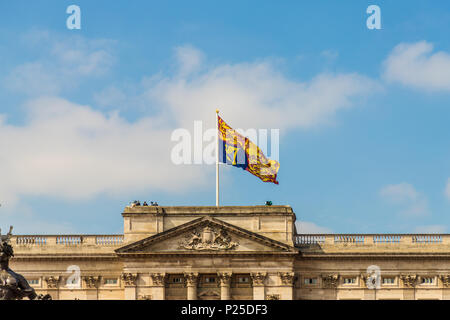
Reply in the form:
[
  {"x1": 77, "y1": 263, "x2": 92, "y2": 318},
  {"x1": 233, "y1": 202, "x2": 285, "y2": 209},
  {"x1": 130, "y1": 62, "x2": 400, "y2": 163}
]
[{"x1": 8, "y1": 205, "x2": 450, "y2": 300}]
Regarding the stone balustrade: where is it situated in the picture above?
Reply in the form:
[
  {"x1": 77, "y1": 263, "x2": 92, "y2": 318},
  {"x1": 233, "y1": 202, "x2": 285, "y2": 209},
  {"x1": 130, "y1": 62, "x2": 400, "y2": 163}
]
[
  {"x1": 9, "y1": 232, "x2": 450, "y2": 256},
  {"x1": 294, "y1": 234, "x2": 448, "y2": 246},
  {"x1": 12, "y1": 233, "x2": 448, "y2": 248},
  {"x1": 12, "y1": 235, "x2": 124, "y2": 247}
]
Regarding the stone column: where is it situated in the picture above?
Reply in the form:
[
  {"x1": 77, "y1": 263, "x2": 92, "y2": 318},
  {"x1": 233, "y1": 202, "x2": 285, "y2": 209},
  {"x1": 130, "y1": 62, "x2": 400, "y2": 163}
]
[
  {"x1": 321, "y1": 274, "x2": 339, "y2": 300},
  {"x1": 360, "y1": 273, "x2": 375, "y2": 300},
  {"x1": 150, "y1": 273, "x2": 166, "y2": 300},
  {"x1": 218, "y1": 272, "x2": 232, "y2": 300},
  {"x1": 400, "y1": 274, "x2": 417, "y2": 300},
  {"x1": 278, "y1": 272, "x2": 295, "y2": 300},
  {"x1": 184, "y1": 273, "x2": 199, "y2": 300},
  {"x1": 83, "y1": 276, "x2": 101, "y2": 300},
  {"x1": 121, "y1": 273, "x2": 138, "y2": 300},
  {"x1": 440, "y1": 275, "x2": 450, "y2": 300},
  {"x1": 44, "y1": 276, "x2": 60, "y2": 300},
  {"x1": 251, "y1": 272, "x2": 267, "y2": 300}
]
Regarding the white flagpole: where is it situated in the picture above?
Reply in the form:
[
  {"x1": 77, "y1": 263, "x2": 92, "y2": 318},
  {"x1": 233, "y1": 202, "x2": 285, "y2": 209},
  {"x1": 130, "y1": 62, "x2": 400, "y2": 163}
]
[{"x1": 216, "y1": 109, "x2": 220, "y2": 207}]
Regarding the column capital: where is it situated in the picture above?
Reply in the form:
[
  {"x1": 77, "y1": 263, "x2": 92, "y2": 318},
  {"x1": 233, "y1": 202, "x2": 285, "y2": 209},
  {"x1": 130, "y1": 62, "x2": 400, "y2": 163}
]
[
  {"x1": 149, "y1": 273, "x2": 166, "y2": 287},
  {"x1": 278, "y1": 272, "x2": 295, "y2": 286},
  {"x1": 440, "y1": 274, "x2": 450, "y2": 287},
  {"x1": 321, "y1": 274, "x2": 339, "y2": 289},
  {"x1": 121, "y1": 273, "x2": 138, "y2": 286},
  {"x1": 217, "y1": 272, "x2": 232, "y2": 286},
  {"x1": 360, "y1": 272, "x2": 368, "y2": 285},
  {"x1": 44, "y1": 276, "x2": 61, "y2": 289},
  {"x1": 251, "y1": 272, "x2": 267, "y2": 287},
  {"x1": 184, "y1": 272, "x2": 199, "y2": 286},
  {"x1": 82, "y1": 275, "x2": 101, "y2": 289},
  {"x1": 400, "y1": 274, "x2": 418, "y2": 288}
]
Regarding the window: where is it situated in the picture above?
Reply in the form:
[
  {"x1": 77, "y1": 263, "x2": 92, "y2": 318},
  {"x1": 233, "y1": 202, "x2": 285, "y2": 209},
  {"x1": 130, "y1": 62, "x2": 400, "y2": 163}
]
[
  {"x1": 205, "y1": 277, "x2": 216, "y2": 283},
  {"x1": 383, "y1": 277, "x2": 395, "y2": 284},
  {"x1": 421, "y1": 277, "x2": 434, "y2": 284},
  {"x1": 29, "y1": 279, "x2": 39, "y2": 285},
  {"x1": 304, "y1": 278, "x2": 317, "y2": 285},
  {"x1": 172, "y1": 277, "x2": 183, "y2": 283},
  {"x1": 232, "y1": 275, "x2": 251, "y2": 288},
  {"x1": 343, "y1": 277, "x2": 356, "y2": 284},
  {"x1": 238, "y1": 277, "x2": 249, "y2": 283},
  {"x1": 105, "y1": 279, "x2": 117, "y2": 285}
]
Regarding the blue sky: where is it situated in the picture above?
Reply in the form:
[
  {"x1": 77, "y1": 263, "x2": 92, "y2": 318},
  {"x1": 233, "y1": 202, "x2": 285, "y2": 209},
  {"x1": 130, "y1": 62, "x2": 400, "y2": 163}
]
[{"x1": 1, "y1": 1, "x2": 450, "y2": 235}]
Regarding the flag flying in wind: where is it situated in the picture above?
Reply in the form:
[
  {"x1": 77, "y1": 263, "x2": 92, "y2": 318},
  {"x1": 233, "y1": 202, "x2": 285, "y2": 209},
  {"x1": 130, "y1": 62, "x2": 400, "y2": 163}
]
[{"x1": 218, "y1": 115, "x2": 280, "y2": 184}]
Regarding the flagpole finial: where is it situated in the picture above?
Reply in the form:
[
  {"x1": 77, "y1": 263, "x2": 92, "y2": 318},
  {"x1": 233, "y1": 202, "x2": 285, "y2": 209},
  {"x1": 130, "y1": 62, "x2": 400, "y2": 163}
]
[{"x1": 216, "y1": 109, "x2": 219, "y2": 114}]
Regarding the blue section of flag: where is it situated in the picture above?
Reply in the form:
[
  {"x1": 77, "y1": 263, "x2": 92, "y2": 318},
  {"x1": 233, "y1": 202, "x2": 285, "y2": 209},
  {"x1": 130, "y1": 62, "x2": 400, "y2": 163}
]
[{"x1": 218, "y1": 139, "x2": 248, "y2": 170}]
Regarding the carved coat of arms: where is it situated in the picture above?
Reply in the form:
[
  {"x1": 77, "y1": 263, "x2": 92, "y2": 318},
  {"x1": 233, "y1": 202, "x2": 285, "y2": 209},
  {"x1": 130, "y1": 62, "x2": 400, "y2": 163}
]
[{"x1": 179, "y1": 225, "x2": 238, "y2": 251}]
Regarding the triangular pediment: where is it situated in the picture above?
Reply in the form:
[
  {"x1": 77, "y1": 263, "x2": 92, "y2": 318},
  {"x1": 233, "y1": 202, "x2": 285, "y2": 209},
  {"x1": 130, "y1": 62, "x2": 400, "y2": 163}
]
[
  {"x1": 115, "y1": 216, "x2": 296, "y2": 255},
  {"x1": 198, "y1": 290, "x2": 220, "y2": 298}
]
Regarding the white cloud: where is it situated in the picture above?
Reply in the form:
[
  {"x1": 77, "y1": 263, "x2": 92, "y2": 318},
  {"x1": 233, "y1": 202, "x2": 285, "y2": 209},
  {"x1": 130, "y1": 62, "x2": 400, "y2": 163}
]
[
  {"x1": 0, "y1": 44, "x2": 378, "y2": 207},
  {"x1": 414, "y1": 225, "x2": 447, "y2": 234},
  {"x1": 175, "y1": 45, "x2": 205, "y2": 76},
  {"x1": 380, "y1": 183, "x2": 419, "y2": 203},
  {"x1": 0, "y1": 97, "x2": 207, "y2": 207},
  {"x1": 445, "y1": 178, "x2": 450, "y2": 200},
  {"x1": 6, "y1": 62, "x2": 61, "y2": 96},
  {"x1": 50, "y1": 39, "x2": 114, "y2": 76},
  {"x1": 93, "y1": 86, "x2": 127, "y2": 108},
  {"x1": 380, "y1": 183, "x2": 429, "y2": 217},
  {"x1": 320, "y1": 49, "x2": 339, "y2": 63},
  {"x1": 146, "y1": 47, "x2": 378, "y2": 131},
  {"x1": 383, "y1": 41, "x2": 450, "y2": 91},
  {"x1": 4, "y1": 32, "x2": 115, "y2": 95},
  {"x1": 295, "y1": 221, "x2": 332, "y2": 234}
]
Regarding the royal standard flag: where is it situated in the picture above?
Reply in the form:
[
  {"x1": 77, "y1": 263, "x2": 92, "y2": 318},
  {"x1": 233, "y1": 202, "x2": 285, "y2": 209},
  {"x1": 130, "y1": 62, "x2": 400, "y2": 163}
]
[{"x1": 218, "y1": 115, "x2": 279, "y2": 184}]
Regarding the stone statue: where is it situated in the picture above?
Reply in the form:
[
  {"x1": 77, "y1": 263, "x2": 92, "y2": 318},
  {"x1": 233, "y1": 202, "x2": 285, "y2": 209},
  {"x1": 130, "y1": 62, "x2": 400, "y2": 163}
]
[{"x1": 0, "y1": 226, "x2": 51, "y2": 300}]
